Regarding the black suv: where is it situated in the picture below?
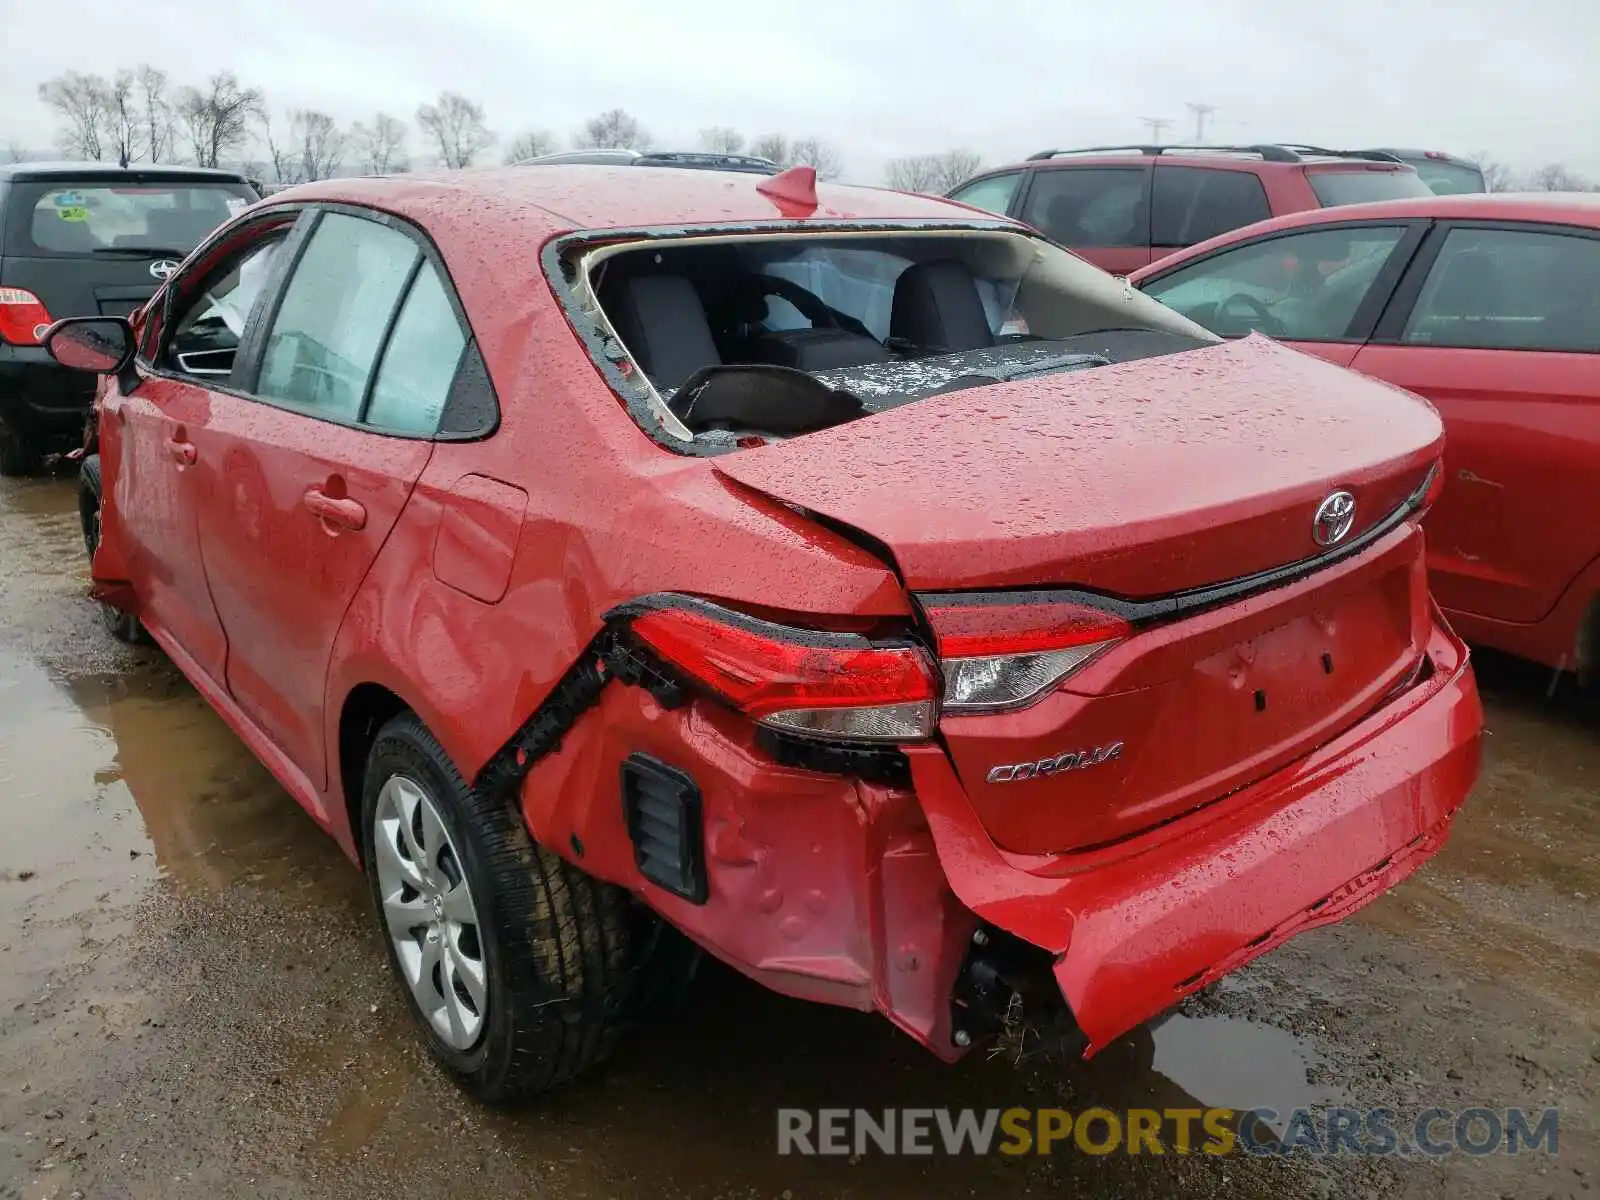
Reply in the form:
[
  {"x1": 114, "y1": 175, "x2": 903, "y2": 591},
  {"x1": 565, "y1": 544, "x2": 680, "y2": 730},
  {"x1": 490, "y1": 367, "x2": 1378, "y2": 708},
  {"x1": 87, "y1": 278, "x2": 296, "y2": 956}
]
[{"x1": 0, "y1": 162, "x2": 257, "y2": 473}]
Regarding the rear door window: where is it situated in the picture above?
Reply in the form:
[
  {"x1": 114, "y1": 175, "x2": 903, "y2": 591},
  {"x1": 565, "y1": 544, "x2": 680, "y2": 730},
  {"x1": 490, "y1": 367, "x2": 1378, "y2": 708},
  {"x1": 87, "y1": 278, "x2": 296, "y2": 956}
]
[
  {"x1": 1020, "y1": 168, "x2": 1149, "y2": 247},
  {"x1": 1308, "y1": 169, "x2": 1433, "y2": 207},
  {"x1": 7, "y1": 181, "x2": 256, "y2": 257},
  {"x1": 1143, "y1": 225, "x2": 1409, "y2": 340},
  {"x1": 365, "y1": 262, "x2": 468, "y2": 434},
  {"x1": 948, "y1": 172, "x2": 1023, "y2": 215},
  {"x1": 255, "y1": 212, "x2": 421, "y2": 422},
  {"x1": 1152, "y1": 167, "x2": 1272, "y2": 248},
  {"x1": 1401, "y1": 227, "x2": 1600, "y2": 353}
]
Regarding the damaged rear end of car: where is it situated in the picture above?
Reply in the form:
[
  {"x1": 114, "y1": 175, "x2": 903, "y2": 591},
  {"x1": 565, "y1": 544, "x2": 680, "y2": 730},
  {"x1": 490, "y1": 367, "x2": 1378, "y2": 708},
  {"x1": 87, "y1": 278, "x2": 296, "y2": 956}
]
[{"x1": 487, "y1": 212, "x2": 1482, "y2": 1063}]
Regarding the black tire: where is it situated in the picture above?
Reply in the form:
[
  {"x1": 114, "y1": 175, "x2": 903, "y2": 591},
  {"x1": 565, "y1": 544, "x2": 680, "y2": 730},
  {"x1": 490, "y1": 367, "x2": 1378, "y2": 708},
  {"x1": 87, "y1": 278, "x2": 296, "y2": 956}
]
[
  {"x1": 360, "y1": 712, "x2": 635, "y2": 1101},
  {"x1": 0, "y1": 420, "x2": 43, "y2": 477},
  {"x1": 78, "y1": 456, "x2": 143, "y2": 644}
]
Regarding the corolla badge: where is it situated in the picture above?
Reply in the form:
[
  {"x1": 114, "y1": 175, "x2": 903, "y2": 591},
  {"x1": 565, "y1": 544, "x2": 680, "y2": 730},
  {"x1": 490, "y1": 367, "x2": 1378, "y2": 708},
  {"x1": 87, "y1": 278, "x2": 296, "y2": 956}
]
[
  {"x1": 1312, "y1": 490, "x2": 1356, "y2": 547},
  {"x1": 149, "y1": 259, "x2": 180, "y2": 281},
  {"x1": 986, "y1": 742, "x2": 1124, "y2": 784}
]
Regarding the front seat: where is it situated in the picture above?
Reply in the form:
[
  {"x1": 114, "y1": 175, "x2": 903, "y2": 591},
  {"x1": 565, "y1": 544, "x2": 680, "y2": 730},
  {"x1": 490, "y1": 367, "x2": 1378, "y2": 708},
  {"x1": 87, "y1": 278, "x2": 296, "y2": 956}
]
[
  {"x1": 600, "y1": 274, "x2": 722, "y2": 389},
  {"x1": 889, "y1": 259, "x2": 996, "y2": 354}
]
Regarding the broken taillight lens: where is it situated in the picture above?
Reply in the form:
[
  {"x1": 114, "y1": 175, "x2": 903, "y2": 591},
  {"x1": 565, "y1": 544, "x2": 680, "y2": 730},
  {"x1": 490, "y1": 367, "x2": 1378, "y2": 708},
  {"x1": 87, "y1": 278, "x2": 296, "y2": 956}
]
[
  {"x1": 627, "y1": 601, "x2": 937, "y2": 742},
  {"x1": 921, "y1": 596, "x2": 1131, "y2": 713}
]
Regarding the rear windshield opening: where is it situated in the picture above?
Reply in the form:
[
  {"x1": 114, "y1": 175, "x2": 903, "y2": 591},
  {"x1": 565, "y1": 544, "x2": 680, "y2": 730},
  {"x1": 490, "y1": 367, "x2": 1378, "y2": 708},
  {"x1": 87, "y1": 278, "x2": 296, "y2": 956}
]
[
  {"x1": 573, "y1": 228, "x2": 1217, "y2": 448},
  {"x1": 1308, "y1": 168, "x2": 1434, "y2": 208},
  {"x1": 7, "y1": 180, "x2": 257, "y2": 258}
]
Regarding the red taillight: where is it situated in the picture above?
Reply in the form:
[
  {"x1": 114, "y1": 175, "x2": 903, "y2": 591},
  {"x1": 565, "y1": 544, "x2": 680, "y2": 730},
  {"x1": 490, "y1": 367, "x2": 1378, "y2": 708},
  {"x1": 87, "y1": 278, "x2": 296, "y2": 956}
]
[
  {"x1": 0, "y1": 288, "x2": 53, "y2": 346},
  {"x1": 924, "y1": 599, "x2": 1131, "y2": 658},
  {"x1": 922, "y1": 597, "x2": 1131, "y2": 714},
  {"x1": 628, "y1": 601, "x2": 937, "y2": 742}
]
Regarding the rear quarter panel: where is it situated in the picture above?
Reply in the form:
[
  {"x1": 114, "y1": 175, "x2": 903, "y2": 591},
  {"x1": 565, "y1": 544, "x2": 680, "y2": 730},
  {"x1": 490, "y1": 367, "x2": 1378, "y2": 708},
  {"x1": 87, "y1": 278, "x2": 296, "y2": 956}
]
[{"x1": 319, "y1": 259, "x2": 906, "y2": 857}]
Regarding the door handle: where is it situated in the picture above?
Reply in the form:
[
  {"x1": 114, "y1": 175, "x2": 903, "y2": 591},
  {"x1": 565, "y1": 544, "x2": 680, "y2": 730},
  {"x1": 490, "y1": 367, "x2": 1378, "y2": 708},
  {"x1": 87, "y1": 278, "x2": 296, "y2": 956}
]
[
  {"x1": 304, "y1": 488, "x2": 367, "y2": 531},
  {"x1": 167, "y1": 439, "x2": 196, "y2": 466}
]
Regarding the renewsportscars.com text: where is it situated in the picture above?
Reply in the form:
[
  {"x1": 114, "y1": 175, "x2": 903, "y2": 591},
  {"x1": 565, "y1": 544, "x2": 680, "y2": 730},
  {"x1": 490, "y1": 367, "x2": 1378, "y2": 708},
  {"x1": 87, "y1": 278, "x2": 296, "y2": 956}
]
[{"x1": 776, "y1": 1106, "x2": 1560, "y2": 1158}]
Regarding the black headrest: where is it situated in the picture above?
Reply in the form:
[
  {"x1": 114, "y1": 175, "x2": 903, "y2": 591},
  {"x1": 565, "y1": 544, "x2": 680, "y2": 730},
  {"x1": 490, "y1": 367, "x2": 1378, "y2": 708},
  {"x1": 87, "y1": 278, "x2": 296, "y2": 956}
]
[
  {"x1": 890, "y1": 259, "x2": 996, "y2": 353},
  {"x1": 602, "y1": 274, "x2": 721, "y2": 389}
]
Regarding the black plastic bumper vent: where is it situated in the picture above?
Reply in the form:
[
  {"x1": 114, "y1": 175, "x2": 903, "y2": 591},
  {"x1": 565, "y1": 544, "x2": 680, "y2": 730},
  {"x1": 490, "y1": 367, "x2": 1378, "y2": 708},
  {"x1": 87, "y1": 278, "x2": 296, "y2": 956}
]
[{"x1": 620, "y1": 753, "x2": 708, "y2": 904}]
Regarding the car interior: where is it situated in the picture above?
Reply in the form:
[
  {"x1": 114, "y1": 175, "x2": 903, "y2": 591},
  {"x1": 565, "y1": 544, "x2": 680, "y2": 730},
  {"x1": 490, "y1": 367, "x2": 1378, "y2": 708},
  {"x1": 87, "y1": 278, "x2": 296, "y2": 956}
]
[{"x1": 583, "y1": 231, "x2": 1214, "y2": 441}]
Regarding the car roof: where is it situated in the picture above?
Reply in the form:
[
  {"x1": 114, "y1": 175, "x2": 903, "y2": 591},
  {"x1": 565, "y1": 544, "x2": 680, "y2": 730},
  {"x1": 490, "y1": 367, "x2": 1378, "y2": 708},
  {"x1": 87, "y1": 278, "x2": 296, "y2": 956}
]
[
  {"x1": 0, "y1": 160, "x2": 252, "y2": 184},
  {"x1": 265, "y1": 165, "x2": 1000, "y2": 237},
  {"x1": 1129, "y1": 192, "x2": 1600, "y2": 280},
  {"x1": 1018, "y1": 144, "x2": 1407, "y2": 168}
]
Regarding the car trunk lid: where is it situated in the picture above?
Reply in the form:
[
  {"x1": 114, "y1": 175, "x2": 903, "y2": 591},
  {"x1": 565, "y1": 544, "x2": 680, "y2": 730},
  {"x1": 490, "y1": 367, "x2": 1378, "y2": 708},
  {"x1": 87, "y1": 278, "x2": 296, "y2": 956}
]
[
  {"x1": 713, "y1": 336, "x2": 1441, "y2": 596},
  {"x1": 715, "y1": 336, "x2": 1443, "y2": 853}
]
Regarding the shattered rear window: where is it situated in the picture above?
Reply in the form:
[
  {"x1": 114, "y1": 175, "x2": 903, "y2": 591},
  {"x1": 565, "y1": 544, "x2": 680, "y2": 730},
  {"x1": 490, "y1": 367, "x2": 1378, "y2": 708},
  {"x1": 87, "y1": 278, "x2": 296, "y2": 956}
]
[{"x1": 562, "y1": 227, "x2": 1217, "y2": 451}]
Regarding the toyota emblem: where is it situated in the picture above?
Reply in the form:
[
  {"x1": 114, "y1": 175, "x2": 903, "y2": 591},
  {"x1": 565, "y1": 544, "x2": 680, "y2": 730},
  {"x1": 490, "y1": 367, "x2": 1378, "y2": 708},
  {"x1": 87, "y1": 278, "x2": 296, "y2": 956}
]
[
  {"x1": 1312, "y1": 490, "x2": 1357, "y2": 547},
  {"x1": 149, "y1": 259, "x2": 180, "y2": 281}
]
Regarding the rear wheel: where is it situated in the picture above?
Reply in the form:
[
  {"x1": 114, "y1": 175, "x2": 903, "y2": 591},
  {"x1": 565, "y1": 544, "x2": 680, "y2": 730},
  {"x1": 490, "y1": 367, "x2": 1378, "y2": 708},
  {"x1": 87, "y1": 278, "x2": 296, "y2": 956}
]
[
  {"x1": 78, "y1": 456, "x2": 142, "y2": 643},
  {"x1": 360, "y1": 712, "x2": 635, "y2": 1101},
  {"x1": 0, "y1": 420, "x2": 43, "y2": 477}
]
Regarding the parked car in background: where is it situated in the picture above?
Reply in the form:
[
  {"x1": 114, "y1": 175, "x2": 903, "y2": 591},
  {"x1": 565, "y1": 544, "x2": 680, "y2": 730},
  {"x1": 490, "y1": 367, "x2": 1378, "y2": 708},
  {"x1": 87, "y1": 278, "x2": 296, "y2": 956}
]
[
  {"x1": 0, "y1": 162, "x2": 258, "y2": 474},
  {"x1": 945, "y1": 144, "x2": 1432, "y2": 274},
  {"x1": 517, "y1": 148, "x2": 781, "y2": 174},
  {"x1": 1131, "y1": 193, "x2": 1600, "y2": 680},
  {"x1": 50, "y1": 164, "x2": 1479, "y2": 1101},
  {"x1": 1363, "y1": 150, "x2": 1487, "y2": 195}
]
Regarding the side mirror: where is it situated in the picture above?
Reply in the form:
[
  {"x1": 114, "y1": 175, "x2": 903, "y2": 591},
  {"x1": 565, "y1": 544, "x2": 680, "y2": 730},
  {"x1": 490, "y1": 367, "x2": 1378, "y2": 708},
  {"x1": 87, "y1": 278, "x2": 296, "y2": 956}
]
[{"x1": 43, "y1": 316, "x2": 135, "y2": 375}]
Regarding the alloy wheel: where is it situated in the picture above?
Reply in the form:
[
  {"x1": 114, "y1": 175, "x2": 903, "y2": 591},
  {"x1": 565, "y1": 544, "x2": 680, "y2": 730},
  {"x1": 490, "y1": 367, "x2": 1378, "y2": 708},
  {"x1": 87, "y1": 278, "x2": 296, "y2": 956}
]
[{"x1": 372, "y1": 775, "x2": 487, "y2": 1050}]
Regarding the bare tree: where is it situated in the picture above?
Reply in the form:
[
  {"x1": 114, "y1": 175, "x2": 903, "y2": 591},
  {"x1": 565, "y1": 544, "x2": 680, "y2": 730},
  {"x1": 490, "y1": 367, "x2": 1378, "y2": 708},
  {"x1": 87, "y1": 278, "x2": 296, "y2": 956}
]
[
  {"x1": 1467, "y1": 151, "x2": 1515, "y2": 193},
  {"x1": 352, "y1": 112, "x2": 408, "y2": 174},
  {"x1": 135, "y1": 65, "x2": 174, "y2": 163},
  {"x1": 1525, "y1": 162, "x2": 1589, "y2": 192},
  {"x1": 699, "y1": 126, "x2": 745, "y2": 155},
  {"x1": 786, "y1": 137, "x2": 843, "y2": 181},
  {"x1": 504, "y1": 130, "x2": 557, "y2": 164},
  {"x1": 416, "y1": 91, "x2": 494, "y2": 169},
  {"x1": 177, "y1": 72, "x2": 263, "y2": 168},
  {"x1": 258, "y1": 112, "x2": 300, "y2": 185},
  {"x1": 289, "y1": 109, "x2": 345, "y2": 181},
  {"x1": 931, "y1": 149, "x2": 982, "y2": 192},
  {"x1": 38, "y1": 71, "x2": 111, "y2": 160},
  {"x1": 751, "y1": 134, "x2": 788, "y2": 166},
  {"x1": 106, "y1": 70, "x2": 141, "y2": 166},
  {"x1": 576, "y1": 108, "x2": 650, "y2": 151},
  {"x1": 3, "y1": 140, "x2": 32, "y2": 164},
  {"x1": 886, "y1": 154, "x2": 944, "y2": 193}
]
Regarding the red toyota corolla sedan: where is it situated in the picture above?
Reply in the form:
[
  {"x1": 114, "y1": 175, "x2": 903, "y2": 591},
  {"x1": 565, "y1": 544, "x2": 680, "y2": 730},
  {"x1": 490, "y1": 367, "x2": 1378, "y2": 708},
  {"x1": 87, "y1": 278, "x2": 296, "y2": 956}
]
[
  {"x1": 1130, "y1": 193, "x2": 1600, "y2": 680},
  {"x1": 44, "y1": 164, "x2": 1482, "y2": 1101}
]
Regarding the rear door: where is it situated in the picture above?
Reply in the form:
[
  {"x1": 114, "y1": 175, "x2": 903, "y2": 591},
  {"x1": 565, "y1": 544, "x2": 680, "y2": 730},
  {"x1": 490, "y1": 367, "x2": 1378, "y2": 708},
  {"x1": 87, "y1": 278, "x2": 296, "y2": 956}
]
[
  {"x1": 192, "y1": 207, "x2": 469, "y2": 790},
  {"x1": 1016, "y1": 165, "x2": 1152, "y2": 274},
  {"x1": 1353, "y1": 221, "x2": 1600, "y2": 626},
  {"x1": 1137, "y1": 219, "x2": 1429, "y2": 369}
]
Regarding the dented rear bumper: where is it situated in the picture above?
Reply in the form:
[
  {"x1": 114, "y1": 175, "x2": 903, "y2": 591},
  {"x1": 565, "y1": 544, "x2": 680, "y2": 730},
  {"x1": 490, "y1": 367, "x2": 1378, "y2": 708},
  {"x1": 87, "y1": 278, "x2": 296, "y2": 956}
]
[{"x1": 907, "y1": 616, "x2": 1482, "y2": 1055}]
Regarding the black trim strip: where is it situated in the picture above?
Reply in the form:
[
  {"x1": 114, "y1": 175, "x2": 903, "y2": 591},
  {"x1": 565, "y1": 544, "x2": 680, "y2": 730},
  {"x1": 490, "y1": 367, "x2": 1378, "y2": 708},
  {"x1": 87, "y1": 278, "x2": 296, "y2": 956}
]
[{"x1": 918, "y1": 463, "x2": 1437, "y2": 625}]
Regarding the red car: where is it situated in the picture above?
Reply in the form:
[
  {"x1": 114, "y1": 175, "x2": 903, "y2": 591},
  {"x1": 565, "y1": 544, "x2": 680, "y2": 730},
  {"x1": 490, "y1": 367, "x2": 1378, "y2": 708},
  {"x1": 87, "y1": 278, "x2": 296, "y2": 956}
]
[
  {"x1": 1130, "y1": 193, "x2": 1600, "y2": 681},
  {"x1": 945, "y1": 144, "x2": 1432, "y2": 274},
  {"x1": 45, "y1": 165, "x2": 1481, "y2": 1100}
]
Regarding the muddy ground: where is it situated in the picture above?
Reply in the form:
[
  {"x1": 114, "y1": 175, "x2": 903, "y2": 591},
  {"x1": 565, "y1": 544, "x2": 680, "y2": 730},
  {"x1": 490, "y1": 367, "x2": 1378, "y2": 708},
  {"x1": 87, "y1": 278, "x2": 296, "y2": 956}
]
[{"x1": 0, "y1": 471, "x2": 1594, "y2": 1200}]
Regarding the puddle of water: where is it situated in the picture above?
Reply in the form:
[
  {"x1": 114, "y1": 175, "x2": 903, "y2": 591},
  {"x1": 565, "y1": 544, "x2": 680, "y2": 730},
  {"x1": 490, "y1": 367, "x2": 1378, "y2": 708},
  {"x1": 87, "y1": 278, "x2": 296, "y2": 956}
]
[{"x1": 1148, "y1": 1012, "x2": 1336, "y2": 1129}]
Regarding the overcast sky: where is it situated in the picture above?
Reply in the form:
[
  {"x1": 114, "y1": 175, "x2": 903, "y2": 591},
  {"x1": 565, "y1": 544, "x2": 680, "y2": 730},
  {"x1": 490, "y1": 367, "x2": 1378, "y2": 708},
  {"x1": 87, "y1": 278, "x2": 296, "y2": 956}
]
[{"x1": 3, "y1": 0, "x2": 1596, "y2": 181}]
